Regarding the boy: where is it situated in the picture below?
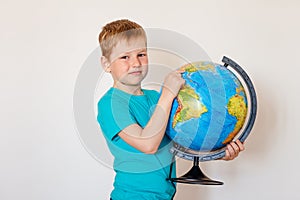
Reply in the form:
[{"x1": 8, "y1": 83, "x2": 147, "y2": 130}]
[{"x1": 97, "y1": 19, "x2": 244, "y2": 200}]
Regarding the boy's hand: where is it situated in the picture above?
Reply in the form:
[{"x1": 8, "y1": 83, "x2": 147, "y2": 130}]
[
  {"x1": 162, "y1": 69, "x2": 185, "y2": 99},
  {"x1": 221, "y1": 140, "x2": 245, "y2": 161}
]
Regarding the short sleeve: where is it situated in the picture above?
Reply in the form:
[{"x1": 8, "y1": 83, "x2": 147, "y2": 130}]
[{"x1": 97, "y1": 95, "x2": 136, "y2": 141}]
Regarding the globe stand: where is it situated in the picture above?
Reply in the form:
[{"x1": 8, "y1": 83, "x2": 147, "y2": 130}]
[{"x1": 169, "y1": 156, "x2": 223, "y2": 185}]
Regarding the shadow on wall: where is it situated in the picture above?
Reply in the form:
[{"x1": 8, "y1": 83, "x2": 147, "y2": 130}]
[{"x1": 245, "y1": 78, "x2": 284, "y2": 162}]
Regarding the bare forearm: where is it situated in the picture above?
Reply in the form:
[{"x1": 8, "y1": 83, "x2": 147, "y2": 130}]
[{"x1": 139, "y1": 89, "x2": 174, "y2": 152}]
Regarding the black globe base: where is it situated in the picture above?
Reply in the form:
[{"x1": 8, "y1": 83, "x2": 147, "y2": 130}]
[{"x1": 170, "y1": 157, "x2": 223, "y2": 185}]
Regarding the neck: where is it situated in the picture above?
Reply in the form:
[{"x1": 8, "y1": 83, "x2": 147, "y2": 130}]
[{"x1": 113, "y1": 82, "x2": 143, "y2": 95}]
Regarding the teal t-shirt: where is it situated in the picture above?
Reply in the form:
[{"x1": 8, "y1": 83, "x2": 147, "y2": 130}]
[{"x1": 97, "y1": 87, "x2": 176, "y2": 200}]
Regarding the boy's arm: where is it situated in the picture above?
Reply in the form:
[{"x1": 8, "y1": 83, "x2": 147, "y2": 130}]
[{"x1": 119, "y1": 70, "x2": 185, "y2": 154}]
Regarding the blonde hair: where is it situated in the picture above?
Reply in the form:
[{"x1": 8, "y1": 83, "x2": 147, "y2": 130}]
[{"x1": 98, "y1": 19, "x2": 147, "y2": 59}]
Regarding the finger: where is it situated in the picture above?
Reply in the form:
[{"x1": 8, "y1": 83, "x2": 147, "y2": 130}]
[
  {"x1": 230, "y1": 142, "x2": 240, "y2": 155},
  {"x1": 176, "y1": 68, "x2": 186, "y2": 73},
  {"x1": 236, "y1": 140, "x2": 245, "y2": 151},
  {"x1": 171, "y1": 71, "x2": 182, "y2": 78},
  {"x1": 223, "y1": 149, "x2": 231, "y2": 160},
  {"x1": 226, "y1": 144, "x2": 236, "y2": 159},
  {"x1": 226, "y1": 149, "x2": 235, "y2": 160}
]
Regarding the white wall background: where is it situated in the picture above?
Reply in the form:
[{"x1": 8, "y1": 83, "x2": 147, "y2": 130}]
[{"x1": 1, "y1": 0, "x2": 300, "y2": 199}]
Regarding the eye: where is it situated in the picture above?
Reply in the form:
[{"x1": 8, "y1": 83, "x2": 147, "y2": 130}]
[
  {"x1": 120, "y1": 55, "x2": 129, "y2": 60},
  {"x1": 138, "y1": 53, "x2": 147, "y2": 57}
]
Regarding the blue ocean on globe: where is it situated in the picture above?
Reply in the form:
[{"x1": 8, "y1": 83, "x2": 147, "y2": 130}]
[{"x1": 166, "y1": 61, "x2": 248, "y2": 151}]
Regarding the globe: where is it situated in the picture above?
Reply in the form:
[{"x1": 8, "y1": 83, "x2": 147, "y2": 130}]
[
  {"x1": 165, "y1": 57, "x2": 257, "y2": 185},
  {"x1": 166, "y1": 61, "x2": 248, "y2": 152}
]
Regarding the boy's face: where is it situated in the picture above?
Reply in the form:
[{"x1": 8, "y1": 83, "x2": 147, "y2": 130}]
[{"x1": 103, "y1": 37, "x2": 148, "y2": 88}]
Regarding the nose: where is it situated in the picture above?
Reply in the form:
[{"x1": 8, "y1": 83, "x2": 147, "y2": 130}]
[{"x1": 130, "y1": 56, "x2": 141, "y2": 68}]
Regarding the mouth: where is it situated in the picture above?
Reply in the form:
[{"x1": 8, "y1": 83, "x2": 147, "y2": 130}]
[{"x1": 129, "y1": 71, "x2": 142, "y2": 75}]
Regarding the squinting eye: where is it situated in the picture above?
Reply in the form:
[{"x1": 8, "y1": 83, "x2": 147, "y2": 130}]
[
  {"x1": 120, "y1": 56, "x2": 129, "y2": 60},
  {"x1": 138, "y1": 53, "x2": 147, "y2": 57}
]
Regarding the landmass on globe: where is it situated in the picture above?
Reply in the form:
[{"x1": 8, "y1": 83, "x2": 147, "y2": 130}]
[{"x1": 172, "y1": 85, "x2": 208, "y2": 128}]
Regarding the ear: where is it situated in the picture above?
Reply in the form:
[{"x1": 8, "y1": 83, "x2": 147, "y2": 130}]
[{"x1": 101, "y1": 56, "x2": 111, "y2": 73}]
